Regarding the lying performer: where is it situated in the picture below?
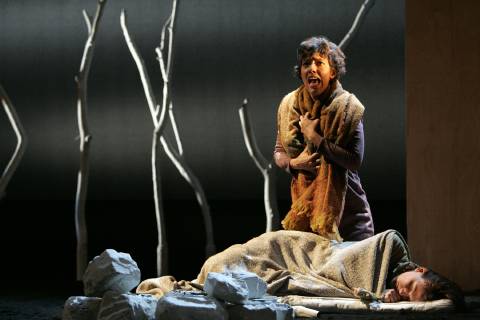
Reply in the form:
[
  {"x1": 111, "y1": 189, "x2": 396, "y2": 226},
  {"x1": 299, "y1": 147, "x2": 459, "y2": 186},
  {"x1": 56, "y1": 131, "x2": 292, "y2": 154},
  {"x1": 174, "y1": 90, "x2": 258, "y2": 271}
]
[{"x1": 137, "y1": 229, "x2": 464, "y2": 310}]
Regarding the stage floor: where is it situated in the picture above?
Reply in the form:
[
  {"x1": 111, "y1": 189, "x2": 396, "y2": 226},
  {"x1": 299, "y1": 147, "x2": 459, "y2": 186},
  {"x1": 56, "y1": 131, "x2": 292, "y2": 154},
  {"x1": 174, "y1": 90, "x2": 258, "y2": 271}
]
[{"x1": 0, "y1": 295, "x2": 479, "y2": 320}]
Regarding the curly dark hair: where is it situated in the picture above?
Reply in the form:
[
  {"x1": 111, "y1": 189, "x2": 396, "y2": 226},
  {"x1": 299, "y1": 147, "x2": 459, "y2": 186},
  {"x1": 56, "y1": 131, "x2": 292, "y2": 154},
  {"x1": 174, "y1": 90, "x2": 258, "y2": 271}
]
[
  {"x1": 293, "y1": 36, "x2": 346, "y2": 81},
  {"x1": 422, "y1": 269, "x2": 466, "y2": 311},
  {"x1": 391, "y1": 262, "x2": 465, "y2": 311}
]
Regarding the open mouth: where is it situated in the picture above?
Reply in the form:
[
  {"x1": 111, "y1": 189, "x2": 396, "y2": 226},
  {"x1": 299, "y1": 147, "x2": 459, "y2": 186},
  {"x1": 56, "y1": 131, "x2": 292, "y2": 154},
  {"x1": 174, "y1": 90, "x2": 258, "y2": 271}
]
[{"x1": 307, "y1": 77, "x2": 320, "y2": 85}]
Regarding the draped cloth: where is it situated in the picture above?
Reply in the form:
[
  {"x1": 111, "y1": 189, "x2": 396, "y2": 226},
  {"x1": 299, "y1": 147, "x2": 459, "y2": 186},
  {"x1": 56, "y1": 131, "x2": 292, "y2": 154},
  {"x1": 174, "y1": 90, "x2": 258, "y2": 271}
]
[
  {"x1": 277, "y1": 84, "x2": 364, "y2": 240},
  {"x1": 136, "y1": 230, "x2": 410, "y2": 300}
]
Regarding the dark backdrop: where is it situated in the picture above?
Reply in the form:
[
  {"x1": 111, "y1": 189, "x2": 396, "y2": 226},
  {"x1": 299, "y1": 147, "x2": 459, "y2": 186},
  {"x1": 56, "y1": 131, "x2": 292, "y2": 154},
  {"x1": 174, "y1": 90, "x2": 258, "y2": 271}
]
[{"x1": 0, "y1": 0, "x2": 404, "y2": 294}]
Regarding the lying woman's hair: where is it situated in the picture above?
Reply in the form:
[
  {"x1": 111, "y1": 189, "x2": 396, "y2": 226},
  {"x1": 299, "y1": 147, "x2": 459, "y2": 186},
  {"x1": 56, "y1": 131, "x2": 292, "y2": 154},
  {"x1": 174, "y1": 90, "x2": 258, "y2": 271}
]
[
  {"x1": 293, "y1": 36, "x2": 346, "y2": 80},
  {"x1": 394, "y1": 261, "x2": 465, "y2": 311},
  {"x1": 422, "y1": 269, "x2": 466, "y2": 311}
]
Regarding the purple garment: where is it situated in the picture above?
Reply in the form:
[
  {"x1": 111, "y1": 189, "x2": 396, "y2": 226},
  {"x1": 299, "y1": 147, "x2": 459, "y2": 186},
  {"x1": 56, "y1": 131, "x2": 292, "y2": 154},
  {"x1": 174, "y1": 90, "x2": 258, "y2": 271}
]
[{"x1": 274, "y1": 85, "x2": 374, "y2": 241}]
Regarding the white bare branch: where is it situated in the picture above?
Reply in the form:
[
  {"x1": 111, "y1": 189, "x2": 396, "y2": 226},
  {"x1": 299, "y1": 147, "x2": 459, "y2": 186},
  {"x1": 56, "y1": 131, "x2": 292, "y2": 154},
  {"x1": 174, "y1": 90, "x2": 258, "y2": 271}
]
[
  {"x1": 339, "y1": 0, "x2": 376, "y2": 50},
  {"x1": 74, "y1": 0, "x2": 107, "y2": 281},
  {"x1": 160, "y1": 136, "x2": 215, "y2": 256},
  {"x1": 155, "y1": 0, "x2": 215, "y2": 256},
  {"x1": 239, "y1": 99, "x2": 269, "y2": 170},
  {"x1": 0, "y1": 85, "x2": 27, "y2": 201},
  {"x1": 165, "y1": 0, "x2": 177, "y2": 77},
  {"x1": 155, "y1": 49, "x2": 183, "y2": 155},
  {"x1": 121, "y1": 11, "x2": 162, "y2": 129},
  {"x1": 82, "y1": 10, "x2": 92, "y2": 35},
  {"x1": 239, "y1": 98, "x2": 279, "y2": 232},
  {"x1": 121, "y1": 9, "x2": 170, "y2": 276},
  {"x1": 159, "y1": 16, "x2": 171, "y2": 52},
  {"x1": 155, "y1": 47, "x2": 168, "y2": 84},
  {"x1": 122, "y1": 0, "x2": 215, "y2": 273},
  {"x1": 155, "y1": 0, "x2": 182, "y2": 154},
  {"x1": 168, "y1": 104, "x2": 184, "y2": 155}
]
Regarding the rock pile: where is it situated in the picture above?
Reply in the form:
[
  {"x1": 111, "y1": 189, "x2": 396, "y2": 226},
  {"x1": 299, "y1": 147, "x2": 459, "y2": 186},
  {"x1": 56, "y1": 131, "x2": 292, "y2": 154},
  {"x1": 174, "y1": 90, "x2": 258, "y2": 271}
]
[
  {"x1": 63, "y1": 249, "x2": 294, "y2": 320},
  {"x1": 63, "y1": 249, "x2": 155, "y2": 320},
  {"x1": 83, "y1": 249, "x2": 141, "y2": 297}
]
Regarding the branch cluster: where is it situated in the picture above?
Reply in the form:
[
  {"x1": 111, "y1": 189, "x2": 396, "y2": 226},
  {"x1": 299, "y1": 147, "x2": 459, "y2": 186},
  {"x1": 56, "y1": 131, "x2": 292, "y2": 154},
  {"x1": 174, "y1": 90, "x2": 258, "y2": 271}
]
[{"x1": 121, "y1": 0, "x2": 216, "y2": 276}]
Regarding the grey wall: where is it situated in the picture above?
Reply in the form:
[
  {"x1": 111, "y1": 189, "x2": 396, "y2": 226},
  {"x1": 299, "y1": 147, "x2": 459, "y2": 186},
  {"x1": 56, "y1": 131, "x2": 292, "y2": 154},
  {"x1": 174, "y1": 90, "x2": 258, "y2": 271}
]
[{"x1": 0, "y1": 0, "x2": 404, "y2": 291}]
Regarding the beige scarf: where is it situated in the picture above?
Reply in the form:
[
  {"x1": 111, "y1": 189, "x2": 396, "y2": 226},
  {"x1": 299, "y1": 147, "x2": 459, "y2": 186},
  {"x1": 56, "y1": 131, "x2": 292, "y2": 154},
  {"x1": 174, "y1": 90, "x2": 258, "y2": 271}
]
[{"x1": 277, "y1": 83, "x2": 364, "y2": 240}]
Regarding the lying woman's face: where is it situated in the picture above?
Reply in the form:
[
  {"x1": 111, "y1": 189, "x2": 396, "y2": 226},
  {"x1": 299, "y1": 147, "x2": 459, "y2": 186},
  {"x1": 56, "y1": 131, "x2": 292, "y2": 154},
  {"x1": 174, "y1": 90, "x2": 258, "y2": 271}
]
[{"x1": 393, "y1": 267, "x2": 429, "y2": 301}]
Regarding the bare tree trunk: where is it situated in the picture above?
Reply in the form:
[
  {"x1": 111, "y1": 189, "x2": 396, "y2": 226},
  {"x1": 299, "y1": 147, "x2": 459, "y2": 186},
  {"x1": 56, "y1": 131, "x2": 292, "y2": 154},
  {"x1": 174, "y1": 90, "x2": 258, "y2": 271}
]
[
  {"x1": 160, "y1": 136, "x2": 216, "y2": 256},
  {"x1": 339, "y1": 0, "x2": 376, "y2": 50},
  {"x1": 122, "y1": 0, "x2": 216, "y2": 274},
  {"x1": 74, "y1": 0, "x2": 107, "y2": 280},
  {"x1": 0, "y1": 85, "x2": 27, "y2": 201},
  {"x1": 121, "y1": 10, "x2": 169, "y2": 276},
  {"x1": 156, "y1": 0, "x2": 216, "y2": 257},
  {"x1": 152, "y1": 127, "x2": 168, "y2": 274},
  {"x1": 239, "y1": 99, "x2": 279, "y2": 232}
]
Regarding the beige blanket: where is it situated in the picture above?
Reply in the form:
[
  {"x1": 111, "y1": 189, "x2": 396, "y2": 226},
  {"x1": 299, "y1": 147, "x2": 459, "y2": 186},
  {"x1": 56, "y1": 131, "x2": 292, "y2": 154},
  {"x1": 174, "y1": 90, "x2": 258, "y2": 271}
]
[{"x1": 137, "y1": 230, "x2": 409, "y2": 299}]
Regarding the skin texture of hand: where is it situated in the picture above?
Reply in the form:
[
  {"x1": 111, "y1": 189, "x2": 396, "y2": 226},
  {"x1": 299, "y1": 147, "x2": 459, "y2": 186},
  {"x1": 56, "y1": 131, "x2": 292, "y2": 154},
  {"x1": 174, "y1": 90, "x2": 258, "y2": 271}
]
[
  {"x1": 299, "y1": 112, "x2": 320, "y2": 142},
  {"x1": 382, "y1": 289, "x2": 402, "y2": 303},
  {"x1": 289, "y1": 149, "x2": 320, "y2": 175}
]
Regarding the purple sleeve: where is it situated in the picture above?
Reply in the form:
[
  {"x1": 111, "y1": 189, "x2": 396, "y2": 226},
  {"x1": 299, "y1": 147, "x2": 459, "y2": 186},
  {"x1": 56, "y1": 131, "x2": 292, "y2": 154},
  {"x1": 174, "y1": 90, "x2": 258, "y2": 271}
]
[{"x1": 318, "y1": 120, "x2": 365, "y2": 171}]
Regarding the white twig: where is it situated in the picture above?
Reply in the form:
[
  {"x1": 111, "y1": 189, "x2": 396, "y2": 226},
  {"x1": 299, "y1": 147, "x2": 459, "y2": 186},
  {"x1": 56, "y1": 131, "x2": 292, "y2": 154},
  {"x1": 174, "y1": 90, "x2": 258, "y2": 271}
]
[
  {"x1": 0, "y1": 85, "x2": 27, "y2": 201},
  {"x1": 121, "y1": 9, "x2": 170, "y2": 276},
  {"x1": 74, "y1": 0, "x2": 107, "y2": 280},
  {"x1": 155, "y1": 48, "x2": 183, "y2": 154},
  {"x1": 121, "y1": 11, "x2": 162, "y2": 129},
  {"x1": 239, "y1": 99, "x2": 269, "y2": 170},
  {"x1": 156, "y1": 0, "x2": 215, "y2": 256},
  {"x1": 165, "y1": 0, "x2": 177, "y2": 77},
  {"x1": 160, "y1": 136, "x2": 215, "y2": 256},
  {"x1": 122, "y1": 1, "x2": 216, "y2": 273},
  {"x1": 82, "y1": 10, "x2": 92, "y2": 34},
  {"x1": 155, "y1": 0, "x2": 183, "y2": 154},
  {"x1": 339, "y1": 0, "x2": 376, "y2": 50},
  {"x1": 239, "y1": 98, "x2": 279, "y2": 232},
  {"x1": 168, "y1": 103, "x2": 183, "y2": 155}
]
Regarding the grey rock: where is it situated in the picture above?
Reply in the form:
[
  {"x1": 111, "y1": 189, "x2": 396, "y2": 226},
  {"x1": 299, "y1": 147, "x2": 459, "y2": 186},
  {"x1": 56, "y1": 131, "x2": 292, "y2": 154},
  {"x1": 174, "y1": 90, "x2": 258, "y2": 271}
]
[
  {"x1": 62, "y1": 296, "x2": 102, "y2": 320},
  {"x1": 229, "y1": 271, "x2": 267, "y2": 299},
  {"x1": 228, "y1": 300, "x2": 294, "y2": 320},
  {"x1": 156, "y1": 291, "x2": 228, "y2": 320},
  {"x1": 97, "y1": 291, "x2": 158, "y2": 320},
  {"x1": 204, "y1": 272, "x2": 249, "y2": 303},
  {"x1": 83, "y1": 249, "x2": 141, "y2": 297}
]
